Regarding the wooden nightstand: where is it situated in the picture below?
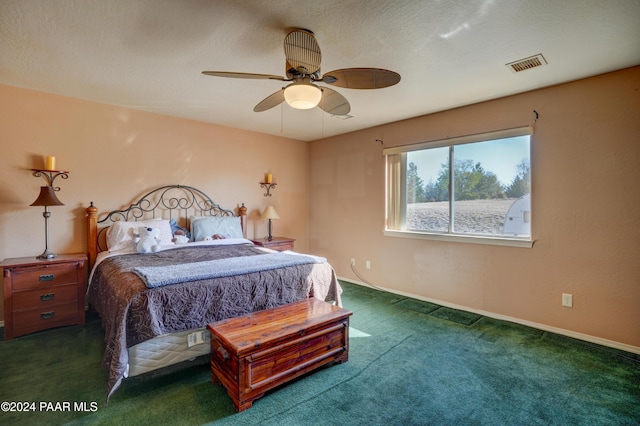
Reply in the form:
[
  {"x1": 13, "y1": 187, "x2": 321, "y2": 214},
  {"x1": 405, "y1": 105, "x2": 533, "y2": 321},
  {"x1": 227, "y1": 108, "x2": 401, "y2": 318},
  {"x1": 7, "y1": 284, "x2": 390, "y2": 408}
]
[
  {"x1": 1, "y1": 253, "x2": 87, "y2": 340},
  {"x1": 250, "y1": 237, "x2": 296, "y2": 252}
]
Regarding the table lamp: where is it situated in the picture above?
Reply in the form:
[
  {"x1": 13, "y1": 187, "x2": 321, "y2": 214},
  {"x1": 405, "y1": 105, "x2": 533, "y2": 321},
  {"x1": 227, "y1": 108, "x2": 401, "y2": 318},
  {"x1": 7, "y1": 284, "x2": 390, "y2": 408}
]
[
  {"x1": 261, "y1": 206, "x2": 280, "y2": 241},
  {"x1": 31, "y1": 163, "x2": 68, "y2": 259}
]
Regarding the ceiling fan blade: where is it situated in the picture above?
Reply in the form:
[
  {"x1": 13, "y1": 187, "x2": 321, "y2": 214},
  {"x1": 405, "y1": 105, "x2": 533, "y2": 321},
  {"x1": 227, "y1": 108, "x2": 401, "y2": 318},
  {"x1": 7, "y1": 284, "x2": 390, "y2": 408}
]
[
  {"x1": 322, "y1": 68, "x2": 401, "y2": 89},
  {"x1": 318, "y1": 87, "x2": 351, "y2": 115},
  {"x1": 202, "y1": 71, "x2": 285, "y2": 81},
  {"x1": 283, "y1": 29, "x2": 321, "y2": 75},
  {"x1": 253, "y1": 89, "x2": 285, "y2": 112}
]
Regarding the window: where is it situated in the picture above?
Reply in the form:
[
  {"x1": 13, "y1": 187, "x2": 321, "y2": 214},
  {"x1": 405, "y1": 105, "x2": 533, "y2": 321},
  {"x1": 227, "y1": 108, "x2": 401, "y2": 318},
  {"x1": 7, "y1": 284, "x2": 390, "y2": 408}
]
[{"x1": 384, "y1": 127, "x2": 533, "y2": 247}]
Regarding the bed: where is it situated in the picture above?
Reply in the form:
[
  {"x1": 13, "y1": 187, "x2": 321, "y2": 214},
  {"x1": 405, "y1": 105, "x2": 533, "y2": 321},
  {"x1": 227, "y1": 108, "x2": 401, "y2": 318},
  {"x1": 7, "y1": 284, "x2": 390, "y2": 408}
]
[{"x1": 85, "y1": 185, "x2": 341, "y2": 403}]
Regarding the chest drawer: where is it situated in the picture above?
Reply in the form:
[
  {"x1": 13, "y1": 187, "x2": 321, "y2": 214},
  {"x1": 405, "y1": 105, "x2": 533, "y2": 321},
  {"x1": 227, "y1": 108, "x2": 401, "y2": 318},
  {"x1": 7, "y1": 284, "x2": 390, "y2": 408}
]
[
  {"x1": 12, "y1": 284, "x2": 78, "y2": 311},
  {"x1": 10, "y1": 263, "x2": 79, "y2": 291},
  {"x1": 12, "y1": 301, "x2": 80, "y2": 331}
]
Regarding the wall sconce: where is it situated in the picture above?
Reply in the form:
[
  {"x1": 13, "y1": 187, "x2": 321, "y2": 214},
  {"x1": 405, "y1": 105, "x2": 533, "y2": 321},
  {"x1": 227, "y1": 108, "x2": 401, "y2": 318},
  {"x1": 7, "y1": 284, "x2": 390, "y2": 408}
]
[
  {"x1": 31, "y1": 157, "x2": 68, "y2": 259},
  {"x1": 261, "y1": 206, "x2": 280, "y2": 241},
  {"x1": 260, "y1": 172, "x2": 277, "y2": 197}
]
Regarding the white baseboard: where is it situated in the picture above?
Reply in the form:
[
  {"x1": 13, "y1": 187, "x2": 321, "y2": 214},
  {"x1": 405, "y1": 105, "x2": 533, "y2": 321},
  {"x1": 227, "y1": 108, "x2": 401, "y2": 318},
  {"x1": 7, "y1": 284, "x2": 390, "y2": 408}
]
[{"x1": 339, "y1": 277, "x2": 640, "y2": 356}]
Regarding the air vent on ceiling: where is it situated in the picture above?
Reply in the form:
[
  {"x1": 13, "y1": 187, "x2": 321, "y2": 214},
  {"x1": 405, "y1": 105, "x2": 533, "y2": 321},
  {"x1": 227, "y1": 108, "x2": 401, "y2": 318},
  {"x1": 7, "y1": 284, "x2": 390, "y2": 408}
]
[
  {"x1": 331, "y1": 114, "x2": 354, "y2": 120},
  {"x1": 506, "y1": 54, "x2": 547, "y2": 73}
]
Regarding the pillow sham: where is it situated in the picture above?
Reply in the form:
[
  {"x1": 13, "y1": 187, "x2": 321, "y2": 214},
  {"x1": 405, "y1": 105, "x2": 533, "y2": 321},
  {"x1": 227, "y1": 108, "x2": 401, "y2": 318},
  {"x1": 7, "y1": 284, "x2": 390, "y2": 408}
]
[
  {"x1": 106, "y1": 219, "x2": 174, "y2": 252},
  {"x1": 190, "y1": 216, "x2": 243, "y2": 242}
]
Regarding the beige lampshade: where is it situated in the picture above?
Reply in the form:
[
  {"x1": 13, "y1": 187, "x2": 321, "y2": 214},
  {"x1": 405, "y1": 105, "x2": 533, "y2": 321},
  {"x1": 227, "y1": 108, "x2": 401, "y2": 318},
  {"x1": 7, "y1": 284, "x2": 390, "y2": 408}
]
[
  {"x1": 262, "y1": 206, "x2": 280, "y2": 220},
  {"x1": 30, "y1": 186, "x2": 65, "y2": 206}
]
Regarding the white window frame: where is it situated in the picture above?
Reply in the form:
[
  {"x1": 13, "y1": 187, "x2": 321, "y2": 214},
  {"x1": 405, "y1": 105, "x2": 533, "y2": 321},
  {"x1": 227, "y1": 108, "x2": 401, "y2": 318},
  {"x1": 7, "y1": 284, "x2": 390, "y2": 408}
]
[{"x1": 383, "y1": 126, "x2": 534, "y2": 248}]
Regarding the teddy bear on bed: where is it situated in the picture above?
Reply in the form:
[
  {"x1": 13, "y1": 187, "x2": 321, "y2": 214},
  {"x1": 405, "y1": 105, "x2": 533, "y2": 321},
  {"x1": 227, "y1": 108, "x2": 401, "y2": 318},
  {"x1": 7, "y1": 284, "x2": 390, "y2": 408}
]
[
  {"x1": 172, "y1": 229, "x2": 189, "y2": 244},
  {"x1": 202, "y1": 234, "x2": 227, "y2": 241},
  {"x1": 133, "y1": 226, "x2": 162, "y2": 253},
  {"x1": 169, "y1": 218, "x2": 190, "y2": 243}
]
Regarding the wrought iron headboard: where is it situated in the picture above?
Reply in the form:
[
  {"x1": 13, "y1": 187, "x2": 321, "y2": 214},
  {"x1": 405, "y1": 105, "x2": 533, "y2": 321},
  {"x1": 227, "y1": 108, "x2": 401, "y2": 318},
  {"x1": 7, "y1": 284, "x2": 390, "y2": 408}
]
[{"x1": 85, "y1": 184, "x2": 247, "y2": 268}]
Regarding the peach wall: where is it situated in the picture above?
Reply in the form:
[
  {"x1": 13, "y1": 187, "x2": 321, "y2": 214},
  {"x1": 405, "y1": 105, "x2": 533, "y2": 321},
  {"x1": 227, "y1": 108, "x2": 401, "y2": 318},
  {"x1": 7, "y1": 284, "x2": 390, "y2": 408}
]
[
  {"x1": 2, "y1": 67, "x2": 638, "y2": 352},
  {"x1": 0, "y1": 85, "x2": 309, "y2": 321},
  {"x1": 309, "y1": 66, "x2": 640, "y2": 351}
]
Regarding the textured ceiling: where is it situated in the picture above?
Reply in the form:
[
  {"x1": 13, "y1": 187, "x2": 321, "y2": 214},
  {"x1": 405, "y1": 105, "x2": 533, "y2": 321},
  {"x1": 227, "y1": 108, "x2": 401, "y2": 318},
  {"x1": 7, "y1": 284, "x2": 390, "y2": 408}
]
[{"x1": 1, "y1": 0, "x2": 639, "y2": 141}]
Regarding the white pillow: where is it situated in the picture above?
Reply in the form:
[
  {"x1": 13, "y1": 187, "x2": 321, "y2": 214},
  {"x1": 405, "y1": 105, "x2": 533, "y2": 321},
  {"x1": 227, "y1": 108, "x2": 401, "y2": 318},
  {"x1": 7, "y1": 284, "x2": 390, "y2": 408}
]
[
  {"x1": 106, "y1": 219, "x2": 174, "y2": 252},
  {"x1": 190, "y1": 216, "x2": 243, "y2": 242}
]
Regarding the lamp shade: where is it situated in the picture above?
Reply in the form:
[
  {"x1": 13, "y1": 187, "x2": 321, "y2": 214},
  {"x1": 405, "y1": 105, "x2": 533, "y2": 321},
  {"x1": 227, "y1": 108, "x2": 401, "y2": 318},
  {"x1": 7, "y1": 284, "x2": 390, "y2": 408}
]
[
  {"x1": 30, "y1": 186, "x2": 65, "y2": 207},
  {"x1": 261, "y1": 206, "x2": 280, "y2": 220},
  {"x1": 284, "y1": 83, "x2": 322, "y2": 109}
]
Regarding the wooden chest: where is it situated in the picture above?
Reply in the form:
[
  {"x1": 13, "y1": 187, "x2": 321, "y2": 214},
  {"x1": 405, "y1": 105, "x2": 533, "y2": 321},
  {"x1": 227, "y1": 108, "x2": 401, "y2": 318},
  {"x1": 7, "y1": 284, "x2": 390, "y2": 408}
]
[{"x1": 207, "y1": 298, "x2": 352, "y2": 411}]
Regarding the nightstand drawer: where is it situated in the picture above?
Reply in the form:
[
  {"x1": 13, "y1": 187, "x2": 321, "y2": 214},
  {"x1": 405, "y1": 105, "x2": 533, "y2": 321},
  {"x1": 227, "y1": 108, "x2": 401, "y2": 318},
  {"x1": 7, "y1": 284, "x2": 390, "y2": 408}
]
[
  {"x1": 12, "y1": 301, "x2": 80, "y2": 330},
  {"x1": 11, "y1": 264, "x2": 79, "y2": 291},
  {"x1": 266, "y1": 241, "x2": 294, "y2": 251},
  {"x1": 12, "y1": 284, "x2": 78, "y2": 311},
  {"x1": 250, "y1": 237, "x2": 296, "y2": 252}
]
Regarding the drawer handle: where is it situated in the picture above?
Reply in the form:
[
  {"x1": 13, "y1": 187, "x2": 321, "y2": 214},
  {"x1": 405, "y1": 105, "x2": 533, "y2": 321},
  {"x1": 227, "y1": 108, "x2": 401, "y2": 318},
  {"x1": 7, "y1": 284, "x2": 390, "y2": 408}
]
[
  {"x1": 40, "y1": 293, "x2": 55, "y2": 301},
  {"x1": 40, "y1": 311, "x2": 55, "y2": 320},
  {"x1": 39, "y1": 274, "x2": 55, "y2": 282},
  {"x1": 216, "y1": 347, "x2": 229, "y2": 361}
]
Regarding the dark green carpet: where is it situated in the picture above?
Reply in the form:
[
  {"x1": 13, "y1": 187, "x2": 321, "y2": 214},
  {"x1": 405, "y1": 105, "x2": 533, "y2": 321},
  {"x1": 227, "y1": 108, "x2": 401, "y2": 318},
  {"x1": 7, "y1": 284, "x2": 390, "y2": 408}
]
[{"x1": 1, "y1": 281, "x2": 638, "y2": 425}]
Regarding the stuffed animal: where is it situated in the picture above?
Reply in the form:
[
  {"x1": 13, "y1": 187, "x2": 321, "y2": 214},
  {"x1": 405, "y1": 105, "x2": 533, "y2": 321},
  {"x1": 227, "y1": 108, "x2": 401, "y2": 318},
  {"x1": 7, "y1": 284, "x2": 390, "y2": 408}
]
[
  {"x1": 133, "y1": 226, "x2": 162, "y2": 253},
  {"x1": 201, "y1": 234, "x2": 226, "y2": 242},
  {"x1": 169, "y1": 219, "x2": 191, "y2": 240},
  {"x1": 172, "y1": 229, "x2": 189, "y2": 244}
]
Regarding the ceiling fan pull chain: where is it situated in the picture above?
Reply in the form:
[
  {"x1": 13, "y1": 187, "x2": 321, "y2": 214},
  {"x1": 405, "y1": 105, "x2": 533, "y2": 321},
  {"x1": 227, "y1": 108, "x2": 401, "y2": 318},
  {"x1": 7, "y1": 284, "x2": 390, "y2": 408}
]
[{"x1": 280, "y1": 102, "x2": 284, "y2": 134}]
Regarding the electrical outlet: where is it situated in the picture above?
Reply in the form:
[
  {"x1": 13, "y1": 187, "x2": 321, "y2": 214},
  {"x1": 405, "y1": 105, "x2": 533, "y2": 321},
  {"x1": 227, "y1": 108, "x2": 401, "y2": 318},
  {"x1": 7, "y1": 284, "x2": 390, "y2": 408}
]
[
  {"x1": 562, "y1": 293, "x2": 573, "y2": 308},
  {"x1": 366, "y1": 260, "x2": 371, "y2": 270},
  {"x1": 350, "y1": 258, "x2": 355, "y2": 266}
]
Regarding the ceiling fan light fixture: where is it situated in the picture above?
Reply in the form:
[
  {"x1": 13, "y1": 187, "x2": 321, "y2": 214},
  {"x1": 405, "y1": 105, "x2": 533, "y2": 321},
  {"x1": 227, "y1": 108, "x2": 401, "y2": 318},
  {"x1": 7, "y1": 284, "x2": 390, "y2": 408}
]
[
  {"x1": 284, "y1": 83, "x2": 322, "y2": 109},
  {"x1": 202, "y1": 29, "x2": 398, "y2": 115}
]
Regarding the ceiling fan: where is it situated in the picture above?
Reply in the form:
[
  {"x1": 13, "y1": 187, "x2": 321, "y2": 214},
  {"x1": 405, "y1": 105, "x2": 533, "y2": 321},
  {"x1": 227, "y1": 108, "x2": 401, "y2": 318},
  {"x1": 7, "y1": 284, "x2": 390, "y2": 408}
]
[{"x1": 202, "y1": 29, "x2": 401, "y2": 116}]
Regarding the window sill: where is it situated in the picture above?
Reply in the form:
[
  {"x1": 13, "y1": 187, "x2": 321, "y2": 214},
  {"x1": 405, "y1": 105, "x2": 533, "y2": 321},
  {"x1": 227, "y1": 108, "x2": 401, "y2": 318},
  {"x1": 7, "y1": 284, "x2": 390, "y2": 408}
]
[{"x1": 383, "y1": 229, "x2": 534, "y2": 248}]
